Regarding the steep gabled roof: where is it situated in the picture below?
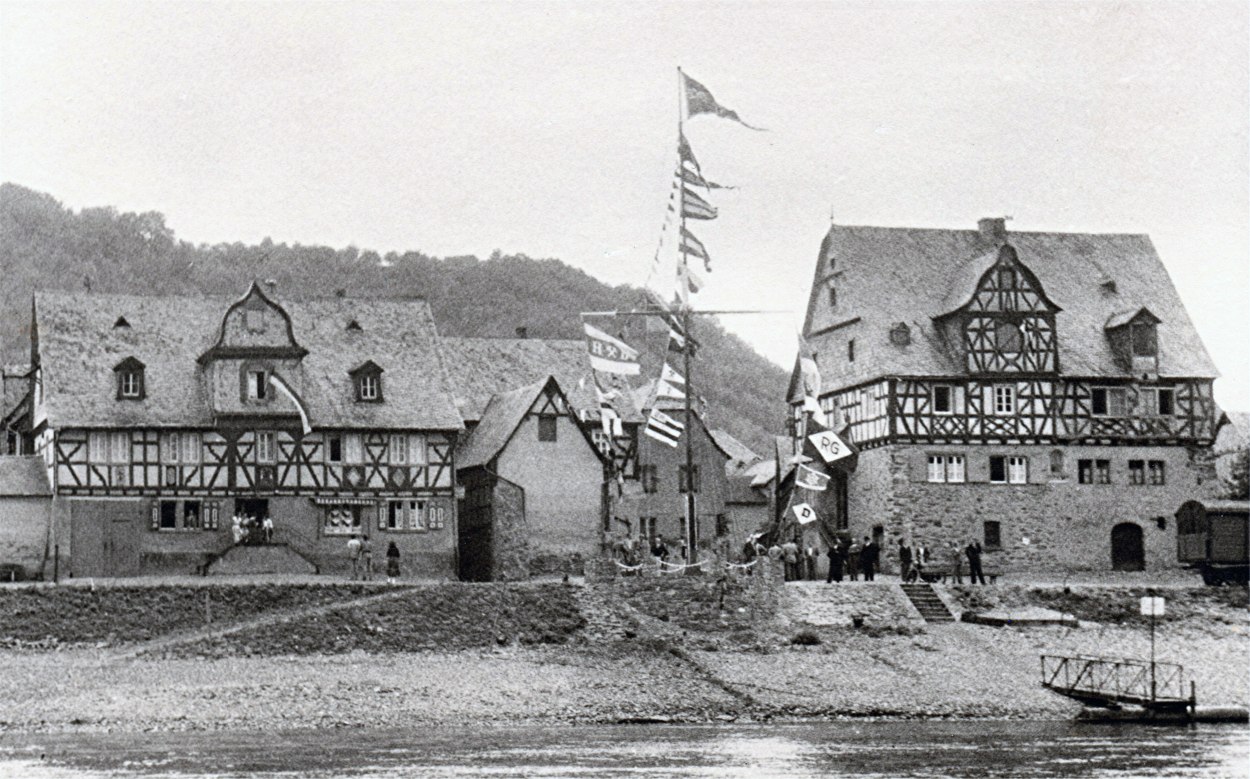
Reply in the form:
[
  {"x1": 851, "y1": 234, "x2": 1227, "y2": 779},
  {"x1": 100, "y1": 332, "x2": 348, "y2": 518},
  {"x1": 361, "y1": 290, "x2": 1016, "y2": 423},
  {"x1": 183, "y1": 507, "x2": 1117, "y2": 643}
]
[
  {"x1": 439, "y1": 337, "x2": 643, "y2": 425},
  {"x1": 33, "y1": 290, "x2": 462, "y2": 430},
  {"x1": 456, "y1": 376, "x2": 604, "y2": 470},
  {"x1": 0, "y1": 456, "x2": 51, "y2": 497},
  {"x1": 799, "y1": 223, "x2": 1219, "y2": 389},
  {"x1": 711, "y1": 429, "x2": 761, "y2": 467}
]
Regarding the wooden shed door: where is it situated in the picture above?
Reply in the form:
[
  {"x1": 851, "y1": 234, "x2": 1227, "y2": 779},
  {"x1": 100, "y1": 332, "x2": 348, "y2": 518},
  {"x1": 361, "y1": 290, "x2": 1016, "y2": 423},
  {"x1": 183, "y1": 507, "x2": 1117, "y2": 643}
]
[
  {"x1": 106, "y1": 517, "x2": 141, "y2": 577},
  {"x1": 1111, "y1": 522, "x2": 1144, "y2": 572}
]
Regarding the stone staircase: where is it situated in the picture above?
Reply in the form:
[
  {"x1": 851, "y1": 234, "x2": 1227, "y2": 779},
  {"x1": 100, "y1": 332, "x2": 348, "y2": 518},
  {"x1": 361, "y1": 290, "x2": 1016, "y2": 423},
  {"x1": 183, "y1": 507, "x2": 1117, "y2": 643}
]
[
  {"x1": 900, "y1": 583, "x2": 956, "y2": 623},
  {"x1": 205, "y1": 543, "x2": 318, "y2": 576},
  {"x1": 782, "y1": 581, "x2": 926, "y2": 631}
]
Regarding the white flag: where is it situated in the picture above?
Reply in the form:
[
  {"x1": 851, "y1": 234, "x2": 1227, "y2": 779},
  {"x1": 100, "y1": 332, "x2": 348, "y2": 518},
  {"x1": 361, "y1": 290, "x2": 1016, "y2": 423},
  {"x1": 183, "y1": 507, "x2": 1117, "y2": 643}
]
[
  {"x1": 807, "y1": 428, "x2": 854, "y2": 465},
  {"x1": 796, "y1": 464, "x2": 830, "y2": 492},
  {"x1": 644, "y1": 408, "x2": 684, "y2": 447},
  {"x1": 583, "y1": 322, "x2": 641, "y2": 375},
  {"x1": 661, "y1": 363, "x2": 685, "y2": 386}
]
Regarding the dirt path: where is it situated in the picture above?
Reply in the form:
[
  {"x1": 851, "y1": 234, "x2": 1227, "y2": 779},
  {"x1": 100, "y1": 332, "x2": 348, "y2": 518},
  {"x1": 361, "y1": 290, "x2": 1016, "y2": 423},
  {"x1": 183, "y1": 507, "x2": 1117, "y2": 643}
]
[{"x1": 107, "y1": 586, "x2": 417, "y2": 662}]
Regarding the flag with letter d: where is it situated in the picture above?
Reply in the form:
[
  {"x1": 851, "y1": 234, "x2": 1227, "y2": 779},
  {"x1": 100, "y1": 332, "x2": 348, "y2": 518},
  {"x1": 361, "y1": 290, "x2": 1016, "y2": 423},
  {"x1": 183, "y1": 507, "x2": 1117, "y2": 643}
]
[
  {"x1": 583, "y1": 322, "x2": 640, "y2": 375},
  {"x1": 792, "y1": 502, "x2": 818, "y2": 525}
]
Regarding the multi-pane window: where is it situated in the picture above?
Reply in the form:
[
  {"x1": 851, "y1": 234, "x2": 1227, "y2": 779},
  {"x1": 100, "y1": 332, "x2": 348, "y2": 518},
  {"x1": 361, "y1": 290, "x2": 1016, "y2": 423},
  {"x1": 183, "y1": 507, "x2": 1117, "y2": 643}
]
[
  {"x1": 1091, "y1": 387, "x2": 1127, "y2": 417},
  {"x1": 1140, "y1": 388, "x2": 1175, "y2": 416},
  {"x1": 119, "y1": 371, "x2": 141, "y2": 398},
  {"x1": 1148, "y1": 460, "x2": 1166, "y2": 485},
  {"x1": 678, "y1": 465, "x2": 701, "y2": 494},
  {"x1": 926, "y1": 454, "x2": 965, "y2": 483},
  {"x1": 983, "y1": 520, "x2": 1002, "y2": 550},
  {"x1": 90, "y1": 432, "x2": 131, "y2": 464},
  {"x1": 1008, "y1": 456, "x2": 1028, "y2": 484},
  {"x1": 161, "y1": 432, "x2": 201, "y2": 464},
  {"x1": 993, "y1": 385, "x2": 1015, "y2": 415},
  {"x1": 359, "y1": 373, "x2": 380, "y2": 401},
  {"x1": 382, "y1": 499, "x2": 446, "y2": 532},
  {"x1": 408, "y1": 434, "x2": 427, "y2": 465},
  {"x1": 932, "y1": 385, "x2": 953, "y2": 415},
  {"x1": 155, "y1": 499, "x2": 208, "y2": 532},
  {"x1": 1079, "y1": 458, "x2": 1112, "y2": 484},
  {"x1": 1129, "y1": 460, "x2": 1146, "y2": 485},
  {"x1": 255, "y1": 431, "x2": 276, "y2": 463},
  {"x1": 537, "y1": 415, "x2": 558, "y2": 442},
  {"x1": 389, "y1": 433, "x2": 408, "y2": 465}
]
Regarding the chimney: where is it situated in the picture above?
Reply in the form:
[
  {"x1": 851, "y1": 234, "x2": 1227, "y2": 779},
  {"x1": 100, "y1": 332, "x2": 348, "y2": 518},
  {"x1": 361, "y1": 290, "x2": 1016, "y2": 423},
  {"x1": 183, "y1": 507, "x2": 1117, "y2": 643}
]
[
  {"x1": 515, "y1": 326, "x2": 528, "y2": 339},
  {"x1": 977, "y1": 217, "x2": 1007, "y2": 243}
]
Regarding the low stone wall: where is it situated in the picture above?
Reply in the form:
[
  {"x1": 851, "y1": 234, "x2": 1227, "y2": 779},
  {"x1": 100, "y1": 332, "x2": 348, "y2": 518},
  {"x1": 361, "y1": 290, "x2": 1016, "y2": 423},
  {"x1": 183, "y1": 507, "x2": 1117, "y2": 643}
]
[{"x1": 784, "y1": 582, "x2": 925, "y2": 632}]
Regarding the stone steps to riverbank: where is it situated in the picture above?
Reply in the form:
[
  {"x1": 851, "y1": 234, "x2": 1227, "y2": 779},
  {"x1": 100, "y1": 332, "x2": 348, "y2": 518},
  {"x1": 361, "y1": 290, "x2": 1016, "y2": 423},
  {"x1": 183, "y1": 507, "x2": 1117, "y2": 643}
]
[{"x1": 900, "y1": 584, "x2": 956, "y2": 623}]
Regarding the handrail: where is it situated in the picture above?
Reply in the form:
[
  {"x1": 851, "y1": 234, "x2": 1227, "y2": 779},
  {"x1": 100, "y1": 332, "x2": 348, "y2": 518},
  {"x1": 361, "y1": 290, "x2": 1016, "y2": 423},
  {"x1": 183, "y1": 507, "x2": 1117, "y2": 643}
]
[{"x1": 1041, "y1": 654, "x2": 1188, "y2": 703}]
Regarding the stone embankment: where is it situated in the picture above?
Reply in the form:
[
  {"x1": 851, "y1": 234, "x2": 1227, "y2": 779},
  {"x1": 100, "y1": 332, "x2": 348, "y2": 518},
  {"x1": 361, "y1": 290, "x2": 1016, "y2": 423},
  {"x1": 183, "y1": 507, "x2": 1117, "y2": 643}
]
[{"x1": 0, "y1": 571, "x2": 1243, "y2": 733}]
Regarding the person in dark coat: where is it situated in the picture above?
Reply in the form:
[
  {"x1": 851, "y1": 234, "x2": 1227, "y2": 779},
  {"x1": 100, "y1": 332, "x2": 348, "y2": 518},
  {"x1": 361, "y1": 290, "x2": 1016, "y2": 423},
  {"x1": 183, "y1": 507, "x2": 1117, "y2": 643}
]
[
  {"x1": 386, "y1": 541, "x2": 401, "y2": 583},
  {"x1": 846, "y1": 538, "x2": 861, "y2": 581},
  {"x1": 860, "y1": 536, "x2": 878, "y2": 581},
  {"x1": 898, "y1": 539, "x2": 913, "y2": 583},
  {"x1": 966, "y1": 540, "x2": 986, "y2": 585},
  {"x1": 825, "y1": 542, "x2": 845, "y2": 583}
]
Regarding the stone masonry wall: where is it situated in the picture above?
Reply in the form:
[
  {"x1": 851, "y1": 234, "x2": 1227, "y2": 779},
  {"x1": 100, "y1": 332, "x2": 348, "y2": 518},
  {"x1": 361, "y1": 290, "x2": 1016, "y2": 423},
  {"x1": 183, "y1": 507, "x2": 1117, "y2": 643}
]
[{"x1": 848, "y1": 443, "x2": 1220, "y2": 574}]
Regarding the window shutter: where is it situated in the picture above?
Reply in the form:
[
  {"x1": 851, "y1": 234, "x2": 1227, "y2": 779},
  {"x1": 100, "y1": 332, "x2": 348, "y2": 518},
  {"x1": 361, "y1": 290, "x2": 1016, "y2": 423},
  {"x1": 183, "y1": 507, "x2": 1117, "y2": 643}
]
[
  {"x1": 150, "y1": 502, "x2": 160, "y2": 531},
  {"x1": 378, "y1": 502, "x2": 386, "y2": 531}
]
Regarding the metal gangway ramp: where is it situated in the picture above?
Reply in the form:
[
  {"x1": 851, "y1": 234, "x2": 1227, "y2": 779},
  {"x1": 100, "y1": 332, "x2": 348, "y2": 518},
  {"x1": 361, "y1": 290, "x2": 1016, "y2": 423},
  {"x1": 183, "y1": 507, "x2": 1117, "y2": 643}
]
[{"x1": 1041, "y1": 654, "x2": 1196, "y2": 711}]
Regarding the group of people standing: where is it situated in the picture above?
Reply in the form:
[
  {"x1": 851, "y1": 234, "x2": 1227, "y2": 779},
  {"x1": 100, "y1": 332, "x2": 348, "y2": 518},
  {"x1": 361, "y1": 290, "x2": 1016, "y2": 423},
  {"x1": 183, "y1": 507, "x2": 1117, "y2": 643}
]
[
  {"x1": 230, "y1": 512, "x2": 274, "y2": 546},
  {"x1": 898, "y1": 538, "x2": 988, "y2": 584},
  {"x1": 823, "y1": 536, "x2": 880, "y2": 583},
  {"x1": 346, "y1": 535, "x2": 404, "y2": 583}
]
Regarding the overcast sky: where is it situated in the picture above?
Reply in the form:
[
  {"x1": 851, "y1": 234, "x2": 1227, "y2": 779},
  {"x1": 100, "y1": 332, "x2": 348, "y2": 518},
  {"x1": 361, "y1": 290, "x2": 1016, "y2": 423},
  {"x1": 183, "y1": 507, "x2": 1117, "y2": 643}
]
[{"x1": 2, "y1": 1, "x2": 1247, "y2": 410}]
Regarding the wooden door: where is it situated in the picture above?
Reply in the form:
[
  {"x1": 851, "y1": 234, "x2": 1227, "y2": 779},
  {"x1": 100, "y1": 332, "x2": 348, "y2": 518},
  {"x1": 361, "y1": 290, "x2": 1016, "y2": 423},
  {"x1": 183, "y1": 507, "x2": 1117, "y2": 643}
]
[
  {"x1": 107, "y1": 516, "x2": 141, "y2": 577},
  {"x1": 1111, "y1": 522, "x2": 1144, "y2": 572}
]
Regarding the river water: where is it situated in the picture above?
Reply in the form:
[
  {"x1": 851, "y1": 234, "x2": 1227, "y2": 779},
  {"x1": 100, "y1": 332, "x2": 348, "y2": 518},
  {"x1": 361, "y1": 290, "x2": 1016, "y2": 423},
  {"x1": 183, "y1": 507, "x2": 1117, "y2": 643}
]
[{"x1": 0, "y1": 721, "x2": 1245, "y2": 778}]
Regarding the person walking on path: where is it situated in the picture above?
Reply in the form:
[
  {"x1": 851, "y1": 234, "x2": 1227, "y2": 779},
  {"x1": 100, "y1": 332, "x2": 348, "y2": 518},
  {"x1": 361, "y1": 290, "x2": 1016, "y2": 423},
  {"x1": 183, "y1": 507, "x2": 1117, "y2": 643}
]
[
  {"x1": 860, "y1": 536, "x2": 878, "y2": 581},
  {"x1": 360, "y1": 535, "x2": 374, "y2": 581},
  {"x1": 386, "y1": 541, "x2": 401, "y2": 583},
  {"x1": 947, "y1": 541, "x2": 964, "y2": 584},
  {"x1": 898, "y1": 539, "x2": 913, "y2": 583},
  {"x1": 847, "y1": 538, "x2": 861, "y2": 581},
  {"x1": 347, "y1": 534, "x2": 363, "y2": 580},
  {"x1": 826, "y1": 541, "x2": 845, "y2": 583},
  {"x1": 262, "y1": 514, "x2": 274, "y2": 544},
  {"x1": 966, "y1": 540, "x2": 986, "y2": 585}
]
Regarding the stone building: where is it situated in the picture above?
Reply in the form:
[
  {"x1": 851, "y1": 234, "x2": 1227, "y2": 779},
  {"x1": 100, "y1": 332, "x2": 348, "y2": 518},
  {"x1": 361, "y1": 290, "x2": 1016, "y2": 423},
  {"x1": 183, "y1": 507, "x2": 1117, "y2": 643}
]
[
  {"x1": 25, "y1": 283, "x2": 462, "y2": 578},
  {"x1": 455, "y1": 376, "x2": 608, "y2": 580},
  {"x1": 0, "y1": 456, "x2": 52, "y2": 579},
  {"x1": 790, "y1": 218, "x2": 1221, "y2": 573}
]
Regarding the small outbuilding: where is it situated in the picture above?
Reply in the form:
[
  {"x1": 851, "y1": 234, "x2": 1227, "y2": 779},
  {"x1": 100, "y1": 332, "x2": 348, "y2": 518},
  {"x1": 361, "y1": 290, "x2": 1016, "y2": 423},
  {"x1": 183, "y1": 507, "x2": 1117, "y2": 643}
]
[{"x1": 0, "y1": 456, "x2": 53, "y2": 580}]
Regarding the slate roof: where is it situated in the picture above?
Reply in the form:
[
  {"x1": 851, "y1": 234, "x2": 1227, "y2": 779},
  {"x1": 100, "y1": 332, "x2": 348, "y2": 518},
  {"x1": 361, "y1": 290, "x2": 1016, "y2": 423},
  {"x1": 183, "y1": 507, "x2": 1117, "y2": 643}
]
[
  {"x1": 801, "y1": 222, "x2": 1219, "y2": 390},
  {"x1": 33, "y1": 289, "x2": 463, "y2": 430},
  {"x1": 0, "y1": 456, "x2": 51, "y2": 497},
  {"x1": 456, "y1": 377, "x2": 604, "y2": 470},
  {"x1": 1215, "y1": 411, "x2": 1249, "y2": 454},
  {"x1": 440, "y1": 337, "x2": 643, "y2": 424},
  {"x1": 711, "y1": 429, "x2": 761, "y2": 468}
]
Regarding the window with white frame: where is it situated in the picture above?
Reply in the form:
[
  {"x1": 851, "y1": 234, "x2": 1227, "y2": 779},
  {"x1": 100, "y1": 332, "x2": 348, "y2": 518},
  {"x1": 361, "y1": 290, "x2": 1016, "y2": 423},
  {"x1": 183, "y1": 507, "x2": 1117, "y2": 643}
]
[
  {"x1": 927, "y1": 454, "x2": 965, "y2": 483},
  {"x1": 389, "y1": 433, "x2": 408, "y2": 465},
  {"x1": 344, "y1": 433, "x2": 363, "y2": 463},
  {"x1": 385, "y1": 499, "x2": 425, "y2": 531},
  {"x1": 359, "y1": 373, "x2": 380, "y2": 401},
  {"x1": 246, "y1": 369, "x2": 268, "y2": 400},
  {"x1": 993, "y1": 385, "x2": 1015, "y2": 415},
  {"x1": 1091, "y1": 387, "x2": 1127, "y2": 417},
  {"x1": 408, "y1": 434, "x2": 427, "y2": 465},
  {"x1": 181, "y1": 432, "x2": 201, "y2": 464},
  {"x1": 1008, "y1": 456, "x2": 1028, "y2": 484},
  {"x1": 989, "y1": 455, "x2": 1007, "y2": 484},
  {"x1": 255, "y1": 431, "x2": 276, "y2": 463},
  {"x1": 162, "y1": 432, "x2": 181, "y2": 464},
  {"x1": 110, "y1": 432, "x2": 130, "y2": 464}
]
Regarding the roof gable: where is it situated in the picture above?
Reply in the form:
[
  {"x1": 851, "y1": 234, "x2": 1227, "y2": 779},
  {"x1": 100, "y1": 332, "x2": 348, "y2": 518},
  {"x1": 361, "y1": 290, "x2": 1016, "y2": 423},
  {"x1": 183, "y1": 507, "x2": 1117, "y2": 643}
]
[
  {"x1": 456, "y1": 376, "x2": 605, "y2": 469},
  {"x1": 198, "y1": 282, "x2": 308, "y2": 364}
]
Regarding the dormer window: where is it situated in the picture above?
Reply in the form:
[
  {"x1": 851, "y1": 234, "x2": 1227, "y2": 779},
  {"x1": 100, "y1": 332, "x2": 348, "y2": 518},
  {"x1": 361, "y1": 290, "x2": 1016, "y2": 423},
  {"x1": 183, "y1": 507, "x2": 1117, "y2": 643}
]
[
  {"x1": 350, "y1": 361, "x2": 384, "y2": 403},
  {"x1": 346, "y1": 319, "x2": 362, "y2": 332},
  {"x1": 114, "y1": 357, "x2": 145, "y2": 400},
  {"x1": 1131, "y1": 322, "x2": 1157, "y2": 357},
  {"x1": 113, "y1": 316, "x2": 131, "y2": 329}
]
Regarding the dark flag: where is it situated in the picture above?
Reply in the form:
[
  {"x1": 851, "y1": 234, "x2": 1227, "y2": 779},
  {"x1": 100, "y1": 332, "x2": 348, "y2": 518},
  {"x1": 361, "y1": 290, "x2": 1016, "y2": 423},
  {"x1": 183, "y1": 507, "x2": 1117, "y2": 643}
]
[
  {"x1": 682, "y1": 186, "x2": 718, "y2": 220},
  {"x1": 682, "y1": 72, "x2": 766, "y2": 131},
  {"x1": 678, "y1": 131, "x2": 701, "y2": 174}
]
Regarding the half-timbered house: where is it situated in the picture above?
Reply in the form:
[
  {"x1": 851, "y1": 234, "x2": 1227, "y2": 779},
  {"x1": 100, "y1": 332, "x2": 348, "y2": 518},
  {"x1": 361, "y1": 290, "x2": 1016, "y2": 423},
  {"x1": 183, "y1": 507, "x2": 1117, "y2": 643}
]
[
  {"x1": 791, "y1": 218, "x2": 1222, "y2": 573},
  {"x1": 28, "y1": 283, "x2": 462, "y2": 577}
]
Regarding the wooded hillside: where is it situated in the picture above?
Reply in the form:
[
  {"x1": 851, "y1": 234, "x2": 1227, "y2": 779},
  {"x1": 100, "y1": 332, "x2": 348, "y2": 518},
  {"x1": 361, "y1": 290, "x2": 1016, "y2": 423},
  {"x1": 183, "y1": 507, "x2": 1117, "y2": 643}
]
[{"x1": 0, "y1": 183, "x2": 787, "y2": 453}]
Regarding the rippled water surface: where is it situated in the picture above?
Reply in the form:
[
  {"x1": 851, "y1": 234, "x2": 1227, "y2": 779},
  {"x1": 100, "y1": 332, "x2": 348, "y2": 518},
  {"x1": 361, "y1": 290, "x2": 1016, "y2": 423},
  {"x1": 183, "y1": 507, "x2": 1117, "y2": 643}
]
[{"x1": 0, "y1": 721, "x2": 1246, "y2": 778}]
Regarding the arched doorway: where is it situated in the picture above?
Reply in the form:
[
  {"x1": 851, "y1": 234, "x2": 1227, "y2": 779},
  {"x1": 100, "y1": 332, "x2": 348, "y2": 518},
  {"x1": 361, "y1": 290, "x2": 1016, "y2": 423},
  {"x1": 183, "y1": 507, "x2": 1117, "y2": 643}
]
[{"x1": 1111, "y1": 522, "x2": 1145, "y2": 571}]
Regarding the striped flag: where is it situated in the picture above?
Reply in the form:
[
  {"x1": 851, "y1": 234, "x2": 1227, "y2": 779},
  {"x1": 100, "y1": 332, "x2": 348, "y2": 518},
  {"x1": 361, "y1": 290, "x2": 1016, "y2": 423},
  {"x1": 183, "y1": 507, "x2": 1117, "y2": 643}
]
[
  {"x1": 680, "y1": 227, "x2": 711, "y2": 272},
  {"x1": 583, "y1": 322, "x2": 640, "y2": 375},
  {"x1": 682, "y1": 187, "x2": 718, "y2": 220},
  {"x1": 268, "y1": 372, "x2": 312, "y2": 434},
  {"x1": 678, "y1": 165, "x2": 732, "y2": 191},
  {"x1": 656, "y1": 378, "x2": 685, "y2": 401},
  {"x1": 661, "y1": 363, "x2": 685, "y2": 387},
  {"x1": 645, "y1": 408, "x2": 684, "y2": 447}
]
